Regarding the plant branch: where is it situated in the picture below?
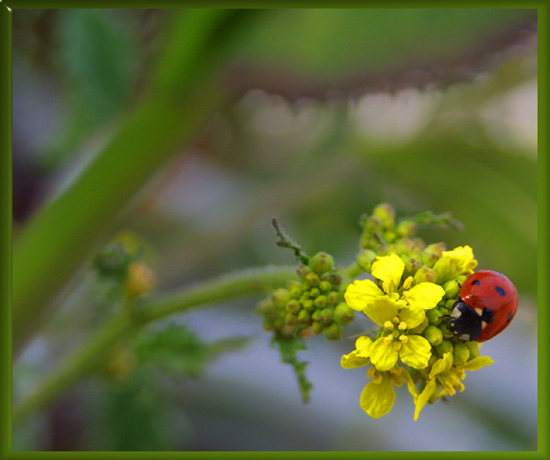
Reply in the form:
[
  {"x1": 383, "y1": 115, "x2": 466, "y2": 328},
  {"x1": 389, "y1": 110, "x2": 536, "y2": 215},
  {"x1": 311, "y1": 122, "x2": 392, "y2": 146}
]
[{"x1": 13, "y1": 265, "x2": 297, "y2": 427}]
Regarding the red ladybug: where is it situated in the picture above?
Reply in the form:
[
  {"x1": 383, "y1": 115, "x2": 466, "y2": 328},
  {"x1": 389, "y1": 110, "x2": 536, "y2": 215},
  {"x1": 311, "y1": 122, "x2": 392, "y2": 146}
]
[{"x1": 448, "y1": 270, "x2": 518, "y2": 342}]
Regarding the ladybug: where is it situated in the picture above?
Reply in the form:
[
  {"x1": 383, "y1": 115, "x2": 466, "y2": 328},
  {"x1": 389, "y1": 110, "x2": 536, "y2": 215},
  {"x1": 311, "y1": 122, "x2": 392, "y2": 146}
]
[{"x1": 448, "y1": 270, "x2": 518, "y2": 342}]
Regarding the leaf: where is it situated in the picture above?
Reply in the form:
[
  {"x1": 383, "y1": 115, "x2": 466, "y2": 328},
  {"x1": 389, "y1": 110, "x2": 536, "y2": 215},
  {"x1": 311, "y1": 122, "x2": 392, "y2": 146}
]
[
  {"x1": 134, "y1": 323, "x2": 250, "y2": 378},
  {"x1": 52, "y1": 10, "x2": 139, "y2": 160},
  {"x1": 272, "y1": 336, "x2": 313, "y2": 403},
  {"x1": 225, "y1": 9, "x2": 536, "y2": 98}
]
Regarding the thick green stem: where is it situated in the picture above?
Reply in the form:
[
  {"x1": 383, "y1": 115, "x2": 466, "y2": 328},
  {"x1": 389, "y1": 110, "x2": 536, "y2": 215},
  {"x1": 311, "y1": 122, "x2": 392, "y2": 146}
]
[
  {"x1": 12, "y1": 9, "x2": 260, "y2": 353},
  {"x1": 13, "y1": 265, "x2": 297, "y2": 427}
]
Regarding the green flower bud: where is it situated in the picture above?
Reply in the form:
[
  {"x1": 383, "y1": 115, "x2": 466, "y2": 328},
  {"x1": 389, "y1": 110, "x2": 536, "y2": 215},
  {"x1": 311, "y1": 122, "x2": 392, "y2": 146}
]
[
  {"x1": 305, "y1": 272, "x2": 321, "y2": 287},
  {"x1": 435, "y1": 340, "x2": 454, "y2": 356},
  {"x1": 357, "y1": 249, "x2": 377, "y2": 272},
  {"x1": 334, "y1": 302, "x2": 354, "y2": 325},
  {"x1": 296, "y1": 265, "x2": 312, "y2": 280},
  {"x1": 426, "y1": 308, "x2": 443, "y2": 326},
  {"x1": 319, "y1": 280, "x2": 332, "y2": 293},
  {"x1": 311, "y1": 309, "x2": 321, "y2": 321},
  {"x1": 439, "y1": 323, "x2": 454, "y2": 339},
  {"x1": 414, "y1": 266, "x2": 438, "y2": 284},
  {"x1": 443, "y1": 280, "x2": 461, "y2": 300},
  {"x1": 365, "y1": 215, "x2": 383, "y2": 232},
  {"x1": 323, "y1": 322, "x2": 343, "y2": 341},
  {"x1": 466, "y1": 341, "x2": 481, "y2": 359},
  {"x1": 396, "y1": 220, "x2": 417, "y2": 238},
  {"x1": 286, "y1": 281, "x2": 303, "y2": 299},
  {"x1": 453, "y1": 343, "x2": 470, "y2": 366},
  {"x1": 312, "y1": 320, "x2": 323, "y2": 335},
  {"x1": 421, "y1": 243, "x2": 446, "y2": 268},
  {"x1": 405, "y1": 257, "x2": 422, "y2": 276},
  {"x1": 286, "y1": 299, "x2": 301, "y2": 314},
  {"x1": 327, "y1": 291, "x2": 341, "y2": 306},
  {"x1": 271, "y1": 289, "x2": 291, "y2": 308},
  {"x1": 309, "y1": 287, "x2": 321, "y2": 298},
  {"x1": 301, "y1": 299, "x2": 314, "y2": 311},
  {"x1": 319, "y1": 307, "x2": 334, "y2": 324},
  {"x1": 285, "y1": 312, "x2": 298, "y2": 326},
  {"x1": 328, "y1": 273, "x2": 342, "y2": 286},
  {"x1": 373, "y1": 203, "x2": 396, "y2": 230},
  {"x1": 313, "y1": 295, "x2": 328, "y2": 309},
  {"x1": 409, "y1": 317, "x2": 428, "y2": 334},
  {"x1": 423, "y1": 325, "x2": 443, "y2": 346},
  {"x1": 297, "y1": 309, "x2": 311, "y2": 324},
  {"x1": 310, "y1": 252, "x2": 334, "y2": 275},
  {"x1": 445, "y1": 299, "x2": 456, "y2": 310}
]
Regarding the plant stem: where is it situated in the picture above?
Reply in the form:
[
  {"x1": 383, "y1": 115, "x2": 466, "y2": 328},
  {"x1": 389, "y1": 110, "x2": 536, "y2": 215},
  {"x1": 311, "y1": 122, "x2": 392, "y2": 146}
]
[{"x1": 13, "y1": 265, "x2": 297, "y2": 427}]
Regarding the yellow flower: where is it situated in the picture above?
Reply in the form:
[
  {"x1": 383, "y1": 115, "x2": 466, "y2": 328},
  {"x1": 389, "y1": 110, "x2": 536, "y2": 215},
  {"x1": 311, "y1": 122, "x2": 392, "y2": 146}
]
[
  {"x1": 344, "y1": 253, "x2": 445, "y2": 371},
  {"x1": 359, "y1": 366, "x2": 414, "y2": 419},
  {"x1": 412, "y1": 352, "x2": 494, "y2": 420},
  {"x1": 432, "y1": 245, "x2": 477, "y2": 284}
]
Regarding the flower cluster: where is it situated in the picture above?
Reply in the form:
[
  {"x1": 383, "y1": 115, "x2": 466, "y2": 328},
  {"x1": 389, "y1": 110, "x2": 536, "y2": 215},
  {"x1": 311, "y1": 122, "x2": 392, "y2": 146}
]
[
  {"x1": 342, "y1": 242, "x2": 494, "y2": 419},
  {"x1": 259, "y1": 203, "x2": 498, "y2": 420},
  {"x1": 257, "y1": 252, "x2": 354, "y2": 341}
]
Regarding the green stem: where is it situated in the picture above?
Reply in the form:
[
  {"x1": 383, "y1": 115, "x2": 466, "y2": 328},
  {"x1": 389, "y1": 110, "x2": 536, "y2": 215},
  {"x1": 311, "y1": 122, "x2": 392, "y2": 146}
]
[
  {"x1": 12, "y1": 9, "x2": 261, "y2": 353},
  {"x1": 13, "y1": 265, "x2": 297, "y2": 427}
]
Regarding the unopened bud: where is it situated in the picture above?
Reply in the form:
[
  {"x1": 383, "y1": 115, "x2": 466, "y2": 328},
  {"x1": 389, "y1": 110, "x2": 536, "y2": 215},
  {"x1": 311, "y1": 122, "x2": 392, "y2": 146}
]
[
  {"x1": 323, "y1": 322, "x2": 343, "y2": 341},
  {"x1": 271, "y1": 289, "x2": 291, "y2": 308},
  {"x1": 312, "y1": 320, "x2": 323, "y2": 335},
  {"x1": 443, "y1": 280, "x2": 461, "y2": 300},
  {"x1": 334, "y1": 302, "x2": 354, "y2": 325},
  {"x1": 421, "y1": 243, "x2": 446, "y2": 268},
  {"x1": 357, "y1": 249, "x2": 377, "y2": 272},
  {"x1": 426, "y1": 308, "x2": 443, "y2": 326},
  {"x1": 396, "y1": 220, "x2": 417, "y2": 238},
  {"x1": 310, "y1": 252, "x2": 334, "y2": 275},
  {"x1": 313, "y1": 295, "x2": 328, "y2": 309},
  {"x1": 286, "y1": 299, "x2": 301, "y2": 314},
  {"x1": 435, "y1": 340, "x2": 454, "y2": 356},
  {"x1": 414, "y1": 266, "x2": 438, "y2": 284},
  {"x1": 423, "y1": 325, "x2": 443, "y2": 346},
  {"x1": 319, "y1": 307, "x2": 334, "y2": 324},
  {"x1": 453, "y1": 343, "x2": 470, "y2": 366},
  {"x1": 373, "y1": 203, "x2": 395, "y2": 230},
  {"x1": 124, "y1": 262, "x2": 156, "y2": 299}
]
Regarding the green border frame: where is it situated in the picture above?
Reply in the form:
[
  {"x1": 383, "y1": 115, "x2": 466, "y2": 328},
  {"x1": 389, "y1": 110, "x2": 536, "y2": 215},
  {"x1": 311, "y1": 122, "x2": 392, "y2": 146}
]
[{"x1": 2, "y1": 2, "x2": 547, "y2": 458}]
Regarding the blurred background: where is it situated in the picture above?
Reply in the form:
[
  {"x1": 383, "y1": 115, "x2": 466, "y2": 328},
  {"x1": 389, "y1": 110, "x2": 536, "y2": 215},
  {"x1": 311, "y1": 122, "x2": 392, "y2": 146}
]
[{"x1": 12, "y1": 9, "x2": 537, "y2": 451}]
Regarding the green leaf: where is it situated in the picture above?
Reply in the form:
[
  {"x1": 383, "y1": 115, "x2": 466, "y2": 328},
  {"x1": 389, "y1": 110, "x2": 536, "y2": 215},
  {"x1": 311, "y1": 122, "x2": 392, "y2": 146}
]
[
  {"x1": 227, "y1": 9, "x2": 536, "y2": 97},
  {"x1": 134, "y1": 323, "x2": 250, "y2": 378},
  {"x1": 52, "y1": 10, "x2": 139, "y2": 161},
  {"x1": 272, "y1": 336, "x2": 313, "y2": 403}
]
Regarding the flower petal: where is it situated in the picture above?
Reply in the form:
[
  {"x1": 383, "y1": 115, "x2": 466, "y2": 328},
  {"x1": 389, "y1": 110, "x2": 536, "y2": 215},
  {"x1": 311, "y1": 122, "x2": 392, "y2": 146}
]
[
  {"x1": 360, "y1": 374, "x2": 396, "y2": 418},
  {"x1": 341, "y1": 336, "x2": 374, "y2": 368},
  {"x1": 355, "y1": 336, "x2": 374, "y2": 358},
  {"x1": 429, "y1": 352, "x2": 454, "y2": 379},
  {"x1": 398, "y1": 305, "x2": 426, "y2": 330},
  {"x1": 433, "y1": 245, "x2": 478, "y2": 284},
  {"x1": 364, "y1": 296, "x2": 400, "y2": 327},
  {"x1": 395, "y1": 366, "x2": 417, "y2": 398},
  {"x1": 399, "y1": 335, "x2": 432, "y2": 369},
  {"x1": 405, "y1": 282, "x2": 445, "y2": 310},
  {"x1": 370, "y1": 337, "x2": 399, "y2": 371},
  {"x1": 371, "y1": 254, "x2": 404, "y2": 291},
  {"x1": 461, "y1": 356, "x2": 495, "y2": 371},
  {"x1": 341, "y1": 350, "x2": 370, "y2": 369},
  {"x1": 413, "y1": 379, "x2": 436, "y2": 421},
  {"x1": 344, "y1": 279, "x2": 384, "y2": 312}
]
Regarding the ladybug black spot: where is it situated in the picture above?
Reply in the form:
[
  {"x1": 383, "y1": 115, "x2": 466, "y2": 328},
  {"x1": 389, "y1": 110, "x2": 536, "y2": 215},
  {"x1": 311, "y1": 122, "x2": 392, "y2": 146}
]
[
  {"x1": 507, "y1": 311, "x2": 514, "y2": 322},
  {"x1": 495, "y1": 286, "x2": 506, "y2": 297},
  {"x1": 472, "y1": 280, "x2": 481, "y2": 286}
]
